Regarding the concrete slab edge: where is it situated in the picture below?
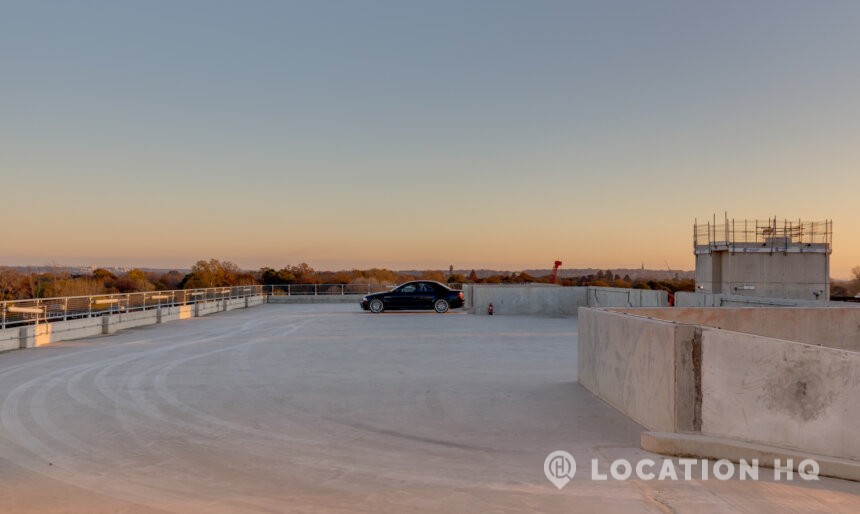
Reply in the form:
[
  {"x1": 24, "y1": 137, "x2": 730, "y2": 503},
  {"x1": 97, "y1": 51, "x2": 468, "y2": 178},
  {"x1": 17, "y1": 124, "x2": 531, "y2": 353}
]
[{"x1": 641, "y1": 431, "x2": 860, "y2": 482}]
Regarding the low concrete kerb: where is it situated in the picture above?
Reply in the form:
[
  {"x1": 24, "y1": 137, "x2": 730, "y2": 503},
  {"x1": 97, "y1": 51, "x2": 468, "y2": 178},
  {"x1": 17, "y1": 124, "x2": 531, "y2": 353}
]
[{"x1": 641, "y1": 431, "x2": 860, "y2": 482}]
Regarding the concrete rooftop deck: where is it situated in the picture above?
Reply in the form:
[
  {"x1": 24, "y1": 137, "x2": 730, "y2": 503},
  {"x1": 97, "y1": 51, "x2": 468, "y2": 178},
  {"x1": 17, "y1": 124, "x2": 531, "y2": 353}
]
[{"x1": 0, "y1": 304, "x2": 857, "y2": 512}]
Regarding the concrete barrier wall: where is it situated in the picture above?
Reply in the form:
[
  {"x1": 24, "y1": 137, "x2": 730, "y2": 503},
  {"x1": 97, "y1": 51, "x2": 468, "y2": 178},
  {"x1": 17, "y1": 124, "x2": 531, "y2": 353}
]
[
  {"x1": 0, "y1": 327, "x2": 21, "y2": 352},
  {"x1": 699, "y1": 328, "x2": 860, "y2": 461},
  {"x1": 464, "y1": 285, "x2": 667, "y2": 315},
  {"x1": 468, "y1": 285, "x2": 586, "y2": 316},
  {"x1": 580, "y1": 306, "x2": 860, "y2": 463},
  {"x1": 587, "y1": 287, "x2": 668, "y2": 308},
  {"x1": 612, "y1": 307, "x2": 860, "y2": 352},
  {"x1": 0, "y1": 296, "x2": 265, "y2": 352},
  {"x1": 675, "y1": 292, "x2": 853, "y2": 308},
  {"x1": 577, "y1": 308, "x2": 697, "y2": 432}
]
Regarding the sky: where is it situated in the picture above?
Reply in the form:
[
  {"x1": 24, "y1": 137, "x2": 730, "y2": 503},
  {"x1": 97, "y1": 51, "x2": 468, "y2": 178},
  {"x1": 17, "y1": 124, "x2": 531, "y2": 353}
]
[{"x1": 1, "y1": 1, "x2": 859, "y2": 278}]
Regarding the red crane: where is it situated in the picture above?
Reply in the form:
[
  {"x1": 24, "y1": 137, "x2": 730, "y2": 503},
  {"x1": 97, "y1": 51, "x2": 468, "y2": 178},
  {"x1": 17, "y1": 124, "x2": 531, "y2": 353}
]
[{"x1": 550, "y1": 260, "x2": 562, "y2": 283}]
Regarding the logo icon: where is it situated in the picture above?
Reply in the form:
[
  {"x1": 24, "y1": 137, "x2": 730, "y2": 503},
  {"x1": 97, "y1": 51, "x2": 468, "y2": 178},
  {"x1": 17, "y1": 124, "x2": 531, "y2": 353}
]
[{"x1": 544, "y1": 450, "x2": 576, "y2": 489}]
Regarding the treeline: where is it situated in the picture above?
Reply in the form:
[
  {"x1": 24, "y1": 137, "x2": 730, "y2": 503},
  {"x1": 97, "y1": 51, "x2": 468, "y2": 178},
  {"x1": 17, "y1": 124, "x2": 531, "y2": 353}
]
[
  {"x1": 0, "y1": 259, "x2": 256, "y2": 300},
  {"x1": 8, "y1": 258, "x2": 857, "y2": 302},
  {"x1": 831, "y1": 266, "x2": 860, "y2": 298},
  {"x1": 459, "y1": 269, "x2": 695, "y2": 294},
  {"x1": 0, "y1": 267, "x2": 187, "y2": 300},
  {"x1": 0, "y1": 259, "x2": 698, "y2": 301}
]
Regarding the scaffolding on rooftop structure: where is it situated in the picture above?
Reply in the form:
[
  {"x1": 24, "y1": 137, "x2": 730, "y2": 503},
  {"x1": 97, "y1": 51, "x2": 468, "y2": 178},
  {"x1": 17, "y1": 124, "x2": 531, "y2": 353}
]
[{"x1": 693, "y1": 216, "x2": 832, "y2": 254}]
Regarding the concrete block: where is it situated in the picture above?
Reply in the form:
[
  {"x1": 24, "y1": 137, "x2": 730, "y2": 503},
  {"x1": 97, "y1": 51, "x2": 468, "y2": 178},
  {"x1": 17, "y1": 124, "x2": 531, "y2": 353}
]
[
  {"x1": 102, "y1": 315, "x2": 114, "y2": 335},
  {"x1": 578, "y1": 308, "x2": 683, "y2": 432},
  {"x1": 641, "y1": 431, "x2": 860, "y2": 482},
  {"x1": 18, "y1": 324, "x2": 52, "y2": 348},
  {"x1": 699, "y1": 329, "x2": 860, "y2": 461}
]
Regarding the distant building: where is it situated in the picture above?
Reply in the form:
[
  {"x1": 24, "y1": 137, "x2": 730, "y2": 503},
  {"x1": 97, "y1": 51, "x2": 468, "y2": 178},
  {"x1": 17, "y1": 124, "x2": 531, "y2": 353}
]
[{"x1": 694, "y1": 217, "x2": 832, "y2": 301}]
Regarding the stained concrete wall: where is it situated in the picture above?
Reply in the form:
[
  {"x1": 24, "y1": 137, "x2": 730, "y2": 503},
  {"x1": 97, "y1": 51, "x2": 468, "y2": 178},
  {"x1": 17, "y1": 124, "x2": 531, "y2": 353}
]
[
  {"x1": 577, "y1": 308, "x2": 697, "y2": 432},
  {"x1": 613, "y1": 307, "x2": 860, "y2": 352},
  {"x1": 580, "y1": 306, "x2": 860, "y2": 464},
  {"x1": 464, "y1": 285, "x2": 667, "y2": 316},
  {"x1": 0, "y1": 296, "x2": 265, "y2": 351},
  {"x1": 699, "y1": 329, "x2": 860, "y2": 461}
]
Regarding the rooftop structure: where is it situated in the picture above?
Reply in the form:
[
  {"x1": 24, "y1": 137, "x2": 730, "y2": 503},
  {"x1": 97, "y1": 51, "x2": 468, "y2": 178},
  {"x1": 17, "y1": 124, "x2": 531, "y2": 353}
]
[{"x1": 693, "y1": 216, "x2": 832, "y2": 300}]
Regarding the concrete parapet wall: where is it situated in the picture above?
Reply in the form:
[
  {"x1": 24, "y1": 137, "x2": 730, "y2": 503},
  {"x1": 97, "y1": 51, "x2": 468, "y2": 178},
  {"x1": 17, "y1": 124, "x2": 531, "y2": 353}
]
[
  {"x1": 700, "y1": 329, "x2": 860, "y2": 461},
  {"x1": 613, "y1": 307, "x2": 860, "y2": 352},
  {"x1": 468, "y1": 285, "x2": 586, "y2": 316},
  {"x1": 675, "y1": 292, "x2": 851, "y2": 308},
  {"x1": 0, "y1": 327, "x2": 21, "y2": 352},
  {"x1": 0, "y1": 296, "x2": 265, "y2": 352},
  {"x1": 577, "y1": 308, "x2": 696, "y2": 432},
  {"x1": 586, "y1": 286, "x2": 668, "y2": 308},
  {"x1": 463, "y1": 285, "x2": 667, "y2": 316}
]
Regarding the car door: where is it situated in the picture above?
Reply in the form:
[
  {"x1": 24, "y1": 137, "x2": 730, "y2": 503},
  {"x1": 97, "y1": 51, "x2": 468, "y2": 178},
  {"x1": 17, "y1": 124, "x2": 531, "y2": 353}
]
[
  {"x1": 387, "y1": 283, "x2": 418, "y2": 309},
  {"x1": 415, "y1": 282, "x2": 436, "y2": 309}
]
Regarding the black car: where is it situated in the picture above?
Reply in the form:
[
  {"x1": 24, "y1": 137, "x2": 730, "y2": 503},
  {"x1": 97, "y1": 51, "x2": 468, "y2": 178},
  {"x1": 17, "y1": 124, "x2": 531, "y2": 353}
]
[{"x1": 360, "y1": 281, "x2": 465, "y2": 313}]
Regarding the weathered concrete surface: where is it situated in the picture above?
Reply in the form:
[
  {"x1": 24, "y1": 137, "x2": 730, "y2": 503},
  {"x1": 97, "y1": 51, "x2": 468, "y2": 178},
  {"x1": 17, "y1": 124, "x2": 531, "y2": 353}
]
[
  {"x1": 464, "y1": 285, "x2": 667, "y2": 316},
  {"x1": 577, "y1": 308, "x2": 697, "y2": 432},
  {"x1": 615, "y1": 307, "x2": 860, "y2": 352},
  {"x1": 2, "y1": 304, "x2": 856, "y2": 512},
  {"x1": 699, "y1": 329, "x2": 860, "y2": 461},
  {"x1": 642, "y1": 432, "x2": 860, "y2": 482}
]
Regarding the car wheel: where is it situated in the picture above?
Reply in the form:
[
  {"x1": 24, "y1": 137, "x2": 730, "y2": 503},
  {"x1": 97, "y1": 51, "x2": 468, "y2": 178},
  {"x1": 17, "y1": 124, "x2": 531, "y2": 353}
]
[
  {"x1": 434, "y1": 299, "x2": 449, "y2": 313},
  {"x1": 369, "y1": 299, "x2": 384, "y2": 313}
]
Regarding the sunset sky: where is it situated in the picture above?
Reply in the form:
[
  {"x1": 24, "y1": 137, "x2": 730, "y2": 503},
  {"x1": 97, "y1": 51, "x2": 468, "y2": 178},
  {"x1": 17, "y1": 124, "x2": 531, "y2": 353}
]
[{"x1": 2, "y1": 1, "x2": 859, "y2": 278}]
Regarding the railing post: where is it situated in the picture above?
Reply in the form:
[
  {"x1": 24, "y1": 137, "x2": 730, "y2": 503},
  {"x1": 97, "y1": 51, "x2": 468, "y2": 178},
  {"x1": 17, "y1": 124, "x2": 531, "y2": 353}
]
[
  {"x1": 341, "y1": 284, "x2": 344, "y2": 295},
  {"x1": 63, "y1": 298, "x2": 68, "y2": 321},
  {"x1": 1, "y1": 302, "x2": 5, "y2": 330},
  {"x1": 314, "y1": 284, "x2": 318, "y2": 296}
]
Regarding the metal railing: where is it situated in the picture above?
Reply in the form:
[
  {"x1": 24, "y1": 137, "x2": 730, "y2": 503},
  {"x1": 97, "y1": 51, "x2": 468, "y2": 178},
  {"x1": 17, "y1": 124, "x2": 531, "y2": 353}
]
[
  {"x1": 1, "y1": 285, "x2": 265, "y2": 330},
  {"x1": 262, "y1": 283, "x2": 463, "y2": 295},
  {"x1": 263, "y1": 284, "x2": 394, "y2": 296},
  {"x1": 694, "y1": 218, "x2": 832, "y2": 248},
  {"x1": 1, "y1": 282, "x2": 466, "y2": 329}
]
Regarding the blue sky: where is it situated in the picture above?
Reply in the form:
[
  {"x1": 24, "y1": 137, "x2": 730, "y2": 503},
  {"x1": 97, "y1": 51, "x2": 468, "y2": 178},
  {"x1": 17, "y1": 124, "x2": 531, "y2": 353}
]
[{"x1": 2, "y1": 1, "x2": 859, "y2": 276}]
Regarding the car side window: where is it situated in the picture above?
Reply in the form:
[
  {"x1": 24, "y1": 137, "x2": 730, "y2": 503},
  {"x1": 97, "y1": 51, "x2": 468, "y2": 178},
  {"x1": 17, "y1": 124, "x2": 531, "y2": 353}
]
[
  {"x1": 420, "y1": 283, "x2": 435, "y2": 293},
  {"x1": 400, "y1": 284, "x2": 417, "y2": 293}
]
